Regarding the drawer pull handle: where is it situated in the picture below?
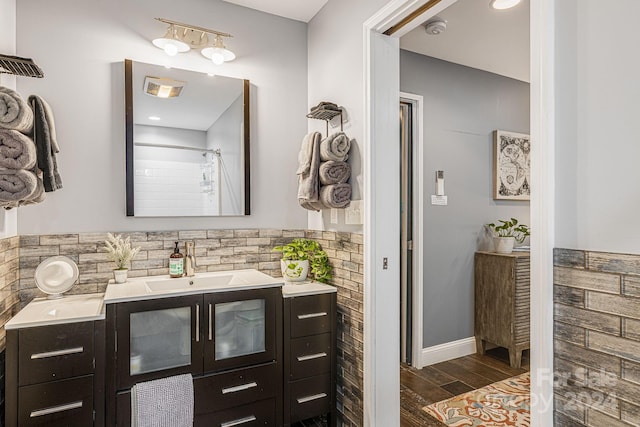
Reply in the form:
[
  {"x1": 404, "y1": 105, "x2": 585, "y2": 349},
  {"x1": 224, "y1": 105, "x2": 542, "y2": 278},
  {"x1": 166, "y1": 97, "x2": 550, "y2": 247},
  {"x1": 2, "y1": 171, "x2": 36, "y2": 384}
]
[
  {"x1": 297, "y1": 393, "x2": 327, "y2": 404},
  {"x1": 30, "y1": 400, "x2": 83, "y2": 417},
  {"x1": 222, "y1": 381, "x2": 258, "y2": 394},
  {"x1": 297, "y1": 352, "x2": 327, "y2": 362},
  {"x1": 297, "y1": 312, "x2": 327, "y2": 320},
  {"x1": 30, "y1": 347, "x2": 84, "y2": 360},
  {"x1": 208, "y1": 303, "x2": 213, "y2": 341},
  {"x1": 220, "y1": 415, "x2": 257, "y2": 427}
]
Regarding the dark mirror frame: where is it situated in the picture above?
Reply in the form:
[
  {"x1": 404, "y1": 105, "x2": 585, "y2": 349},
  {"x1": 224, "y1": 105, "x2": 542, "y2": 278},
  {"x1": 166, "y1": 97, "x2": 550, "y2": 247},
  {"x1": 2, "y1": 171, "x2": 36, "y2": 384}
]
[{"x1": 124, "y1": 59, "x2": 251, "y2": 217}]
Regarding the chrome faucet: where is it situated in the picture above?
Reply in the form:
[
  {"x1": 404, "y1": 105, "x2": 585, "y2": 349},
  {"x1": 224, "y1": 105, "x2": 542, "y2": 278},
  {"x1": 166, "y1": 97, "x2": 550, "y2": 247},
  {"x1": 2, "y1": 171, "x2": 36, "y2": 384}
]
[{"x1": 184, "y1": 241, "x2": 196, "y2": 277}]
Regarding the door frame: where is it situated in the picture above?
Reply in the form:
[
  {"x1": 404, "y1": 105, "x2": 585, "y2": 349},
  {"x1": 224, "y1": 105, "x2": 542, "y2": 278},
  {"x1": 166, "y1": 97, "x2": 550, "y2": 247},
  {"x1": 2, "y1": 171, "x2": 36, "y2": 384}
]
[
  {"x1": 363, "y1": 0, "x2": 555, "y2": 425},
  {"x1": 400, "y1": 92, "x2": 425, "y2": 369}
]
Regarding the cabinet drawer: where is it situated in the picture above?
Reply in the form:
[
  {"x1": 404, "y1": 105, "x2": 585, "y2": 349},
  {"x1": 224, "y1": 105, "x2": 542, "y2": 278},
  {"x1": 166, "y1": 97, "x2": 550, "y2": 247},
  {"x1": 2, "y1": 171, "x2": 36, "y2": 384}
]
[
  {"x1": 18, "y1": 375, "x2": 94, "y2": 426},
  {"x1": 195, "y1": 398, "x2": 275, "y2": 427},
  {"x1": 290, "y1": 294, "x2": 332, "y2": 338},
  {"x1": 290, "y1": 374, "x2": 331, "y2": 423},
  {"x1": 195, "y1": 363, "x2": 277, "y2": 413},
  {"x1": 19, "y1": 321, "x2": 94, "y2": 386},
  {"x1": 290, "y1": 333, "x2": 331, "y2": 380}
]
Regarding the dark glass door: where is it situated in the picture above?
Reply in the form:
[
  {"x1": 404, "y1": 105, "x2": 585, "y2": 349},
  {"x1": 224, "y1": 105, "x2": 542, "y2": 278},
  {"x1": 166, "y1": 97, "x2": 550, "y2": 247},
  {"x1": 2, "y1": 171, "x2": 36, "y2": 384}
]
[
  {"x1": 203, "y1": 288, "x2": 279, "y2": 372},
  {"x1": 115, "y1": 294, "x2": 204, "y2": 389}
]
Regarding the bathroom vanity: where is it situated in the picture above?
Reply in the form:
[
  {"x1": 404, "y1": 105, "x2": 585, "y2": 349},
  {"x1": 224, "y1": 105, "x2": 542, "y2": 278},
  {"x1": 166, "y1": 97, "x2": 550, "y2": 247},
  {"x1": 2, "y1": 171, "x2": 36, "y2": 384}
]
[
  {"x1": 4, "y1": 294, "x2": 106, "y2": 426},
  {"x1": 103, "y1": 270, "x2": 284, "y2": 427},
  {"x1": 4, "y1": 270, "x2": 338, "y2": 427}
]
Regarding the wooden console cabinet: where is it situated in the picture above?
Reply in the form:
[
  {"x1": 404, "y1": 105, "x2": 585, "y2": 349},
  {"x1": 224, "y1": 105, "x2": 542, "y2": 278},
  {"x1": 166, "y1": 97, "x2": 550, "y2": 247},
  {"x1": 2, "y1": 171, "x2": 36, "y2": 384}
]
[{"x1": 474, "y1": 251, "x2": 530, "y2": 368}]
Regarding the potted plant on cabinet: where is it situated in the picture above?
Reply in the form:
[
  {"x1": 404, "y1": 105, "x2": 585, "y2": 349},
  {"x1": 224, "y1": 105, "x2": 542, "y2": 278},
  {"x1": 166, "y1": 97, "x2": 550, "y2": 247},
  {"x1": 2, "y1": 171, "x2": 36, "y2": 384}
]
[
  {"x1": 103, "y1": 233, "x2": 141, "y2": 283},
  {"x1": 273, "y1": 238, "x2": 332, "y2": 283},
  {"x1": 486, "y1": 218, "x2": 530, "y2": 254}
]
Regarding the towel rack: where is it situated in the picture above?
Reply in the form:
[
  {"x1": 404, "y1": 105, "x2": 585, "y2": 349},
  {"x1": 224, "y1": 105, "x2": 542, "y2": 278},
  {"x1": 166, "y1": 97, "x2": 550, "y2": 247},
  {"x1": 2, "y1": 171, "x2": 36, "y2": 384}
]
[
  {"x1": 0, "y1": 54, "x2": 44, "y2": 78},
  {"x1": 306, "y1": 108, "x2": 343, "y2": 137}
]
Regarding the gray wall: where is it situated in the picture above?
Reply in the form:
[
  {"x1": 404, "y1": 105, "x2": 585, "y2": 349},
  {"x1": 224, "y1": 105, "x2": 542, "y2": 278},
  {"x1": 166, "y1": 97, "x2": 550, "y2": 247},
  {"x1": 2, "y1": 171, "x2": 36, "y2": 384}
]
[
  {"x1": 15, "y1": 0, "x2": 308, "y2": 234},
  {"x1": 400, "y1": 51, "x2": 530, "y2": 348}
]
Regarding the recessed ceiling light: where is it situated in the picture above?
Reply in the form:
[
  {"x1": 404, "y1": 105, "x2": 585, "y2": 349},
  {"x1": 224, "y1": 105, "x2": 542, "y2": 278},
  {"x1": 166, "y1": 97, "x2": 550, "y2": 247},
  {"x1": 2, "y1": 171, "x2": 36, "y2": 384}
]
[
  {"x1": 490, "y1": 0, "x2": 521, "y2": 10},
  {"x1": 149, "y1": 116, "x2": 161, "y2": 121}
]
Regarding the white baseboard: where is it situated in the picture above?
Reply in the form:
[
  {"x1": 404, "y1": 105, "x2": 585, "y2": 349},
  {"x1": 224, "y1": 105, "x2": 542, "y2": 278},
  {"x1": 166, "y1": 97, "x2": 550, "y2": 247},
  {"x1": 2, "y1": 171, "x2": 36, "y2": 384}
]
[{"x1": 420, "y1": 337, "x2": 477, "y2": 367}]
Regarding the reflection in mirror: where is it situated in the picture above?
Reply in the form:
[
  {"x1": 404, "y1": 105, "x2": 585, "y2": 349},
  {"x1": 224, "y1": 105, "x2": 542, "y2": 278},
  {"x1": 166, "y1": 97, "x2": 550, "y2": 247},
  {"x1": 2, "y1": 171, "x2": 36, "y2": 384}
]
[{"x1": 125, "y1": 59, "x2": 250, "y2": 217}]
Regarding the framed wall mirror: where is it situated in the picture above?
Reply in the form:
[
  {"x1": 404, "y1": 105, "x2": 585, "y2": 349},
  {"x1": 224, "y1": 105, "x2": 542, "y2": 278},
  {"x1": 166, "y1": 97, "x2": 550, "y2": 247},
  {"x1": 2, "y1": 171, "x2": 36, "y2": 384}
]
[{"x1": 125, "y1": 59, "x2": 250, "y2": 217}]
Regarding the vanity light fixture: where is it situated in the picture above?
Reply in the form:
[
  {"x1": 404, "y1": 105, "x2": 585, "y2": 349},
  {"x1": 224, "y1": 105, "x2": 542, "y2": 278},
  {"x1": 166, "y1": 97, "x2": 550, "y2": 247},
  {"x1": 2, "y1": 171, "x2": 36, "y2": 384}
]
[
  {"x1": 152, "y1": 18, "x2": 236, "y2": 65},
  {"x1": 152, "y1": 24, "x2": 190, "y2": 56},
  {"x1": 489, "y1": 0, "x2": 521, "y2": 9},
  {"x1": 201, "y1": 35, "x2": 236, "y2": 65}
]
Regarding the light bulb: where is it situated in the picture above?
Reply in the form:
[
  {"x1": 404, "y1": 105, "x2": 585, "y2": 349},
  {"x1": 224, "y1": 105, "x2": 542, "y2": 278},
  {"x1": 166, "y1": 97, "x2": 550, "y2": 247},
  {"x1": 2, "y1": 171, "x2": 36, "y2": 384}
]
[
  {"x1": 164, "y1": 43, "x2": 179, "y2": 56},
  {"x1": 210, "y1": 50, "x2": 225, "y2": 65}
]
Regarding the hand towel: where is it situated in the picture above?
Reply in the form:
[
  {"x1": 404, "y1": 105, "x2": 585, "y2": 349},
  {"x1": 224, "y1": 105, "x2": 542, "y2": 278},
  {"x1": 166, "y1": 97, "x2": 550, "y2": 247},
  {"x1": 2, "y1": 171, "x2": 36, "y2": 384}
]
[
  {"x1": 297, "y1": 132, "x2": 322, "y2": 210},
  {"x1": 0, "y1": 86, "x2": 33, "y2": 133},
  {"x1": 319, "y1": 183, "x2": 351, "y2": 209},
  {"x1": 319, "y1": 160, "x2": 350, "y2": 185},
  {"x1": 131, "y1": 374, "x2": 194, "y2": 427},
  {"x1": 0, "y1": 169, "x2": 38, "y2": 208},
  {"x1": 29, "y1": 95, "x2": 63, "y2": 192},
  {"x1": 310, "y1": 101, "x2": 341, "y2": 113},
  {"x1": 319, "y1": 132, "x2": 351, "y2": 162},
  {"x1": 0, "y1": 129, "x2": 36, "y2": 170},
  {"x1": 17, "y1": 174, "x2": 45, "y2": 207}
]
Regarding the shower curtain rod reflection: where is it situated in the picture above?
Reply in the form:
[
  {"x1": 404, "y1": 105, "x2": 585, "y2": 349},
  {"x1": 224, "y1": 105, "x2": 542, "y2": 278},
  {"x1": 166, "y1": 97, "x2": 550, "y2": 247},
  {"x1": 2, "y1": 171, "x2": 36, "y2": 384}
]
[{"x1": 134, "y1": 142, "x2": 221, "y2": 155}]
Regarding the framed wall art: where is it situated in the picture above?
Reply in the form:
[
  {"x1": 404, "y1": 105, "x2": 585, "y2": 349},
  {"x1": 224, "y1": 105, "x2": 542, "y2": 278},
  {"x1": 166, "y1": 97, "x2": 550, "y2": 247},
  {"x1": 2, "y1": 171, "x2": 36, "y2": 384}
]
[{"x1": 493, "y1": 130, "x2": 530, "y2": 201}]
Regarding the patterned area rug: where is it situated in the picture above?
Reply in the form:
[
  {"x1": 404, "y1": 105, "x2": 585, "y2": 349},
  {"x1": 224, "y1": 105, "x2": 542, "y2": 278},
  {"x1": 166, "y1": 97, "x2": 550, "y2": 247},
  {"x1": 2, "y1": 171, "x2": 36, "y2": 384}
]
[{"x1": 423, "y1": 372, "x2": 530, "y2": 427}]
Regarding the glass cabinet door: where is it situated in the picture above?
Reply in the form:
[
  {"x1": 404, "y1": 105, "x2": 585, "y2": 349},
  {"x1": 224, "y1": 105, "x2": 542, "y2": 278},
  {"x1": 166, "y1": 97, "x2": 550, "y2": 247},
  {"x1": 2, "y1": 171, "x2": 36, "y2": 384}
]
[
  {"x1": 116, "y1": 294, "x2": 204, "y2": 388},
  {"x1": 204, "y1": 288, "x2": 279, "y2": 372}
]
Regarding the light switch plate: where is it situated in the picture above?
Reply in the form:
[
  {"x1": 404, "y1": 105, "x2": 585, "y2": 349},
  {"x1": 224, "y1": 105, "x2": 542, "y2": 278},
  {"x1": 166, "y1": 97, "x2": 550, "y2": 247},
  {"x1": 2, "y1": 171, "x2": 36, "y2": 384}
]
[
  {"x1": 330, "y1": 209, "x2": 338, "y2": 224},
  {"x1": 345, "y1": 200, "x2": 363, "y2": 225}
]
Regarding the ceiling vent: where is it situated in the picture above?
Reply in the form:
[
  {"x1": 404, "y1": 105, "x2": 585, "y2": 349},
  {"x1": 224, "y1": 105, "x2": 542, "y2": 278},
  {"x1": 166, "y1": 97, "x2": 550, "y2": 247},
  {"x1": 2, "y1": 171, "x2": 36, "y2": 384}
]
[
  {"x1": 424, "y1": 17, "x2": 447, "y2": 36},
  {"x1": 143, "y1": 76, "x2": 186, "y2": 98}
]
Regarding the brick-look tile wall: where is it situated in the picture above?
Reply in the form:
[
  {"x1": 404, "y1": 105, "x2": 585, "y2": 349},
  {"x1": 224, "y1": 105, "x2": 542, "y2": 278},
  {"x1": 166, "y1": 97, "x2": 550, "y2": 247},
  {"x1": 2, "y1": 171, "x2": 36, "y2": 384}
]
[
  {"x1": 0, "y1": 236, "x2": 20, "y2": 351},
  {"x1": 306, "y1": 230, "x2": 364, "y2": 427},
  {"x1": 554, "y1": 248, "x2": 640, "y2": 427},
  {"x1": 16, "y1": 228, "x2": 365, "y2": 425}
]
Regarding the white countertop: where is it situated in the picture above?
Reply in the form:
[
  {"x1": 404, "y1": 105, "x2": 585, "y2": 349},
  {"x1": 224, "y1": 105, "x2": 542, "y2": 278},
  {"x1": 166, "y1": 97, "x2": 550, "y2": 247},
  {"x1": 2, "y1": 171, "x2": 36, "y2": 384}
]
[
  {"x1": 104, "y1": 269, "x2": 284, "y2": 304},
  {"x1": 5, "y1": 293, "x2": 105, "y2": 330},
  {"x1": 282, "y1": 282, "x2": 337, "y2": 298}
]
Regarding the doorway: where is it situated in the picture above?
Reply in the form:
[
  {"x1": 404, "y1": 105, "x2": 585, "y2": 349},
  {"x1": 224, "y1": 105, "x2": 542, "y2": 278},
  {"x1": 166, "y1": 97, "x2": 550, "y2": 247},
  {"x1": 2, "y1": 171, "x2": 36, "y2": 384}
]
[{"x1": 363, "y1": 0, "x2": 555, "y2": 425}]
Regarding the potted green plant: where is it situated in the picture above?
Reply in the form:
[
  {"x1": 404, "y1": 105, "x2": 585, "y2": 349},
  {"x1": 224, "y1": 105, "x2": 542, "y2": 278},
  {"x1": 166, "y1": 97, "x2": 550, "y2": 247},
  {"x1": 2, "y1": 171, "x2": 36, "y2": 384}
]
[
  {"x1": 486, "y1": 218, "x2": 530, "y2": 254},
  {"x1": 103, "y1": 233, "x2": 141, "y2": 283},
  {"x1": 273, "y1": 238, "x2": 332, "y2": 283}
]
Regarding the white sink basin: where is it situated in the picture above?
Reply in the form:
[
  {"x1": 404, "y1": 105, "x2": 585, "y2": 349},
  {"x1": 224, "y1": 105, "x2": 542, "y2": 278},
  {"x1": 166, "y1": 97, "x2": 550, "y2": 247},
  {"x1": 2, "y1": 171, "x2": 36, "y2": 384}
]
[
  {"x1": 145, "y1": 274, "x2": 242, "y2": 292},
  {"x1": 104, "y1": 269, "x2": 284, "y2": 304},
  {"x1": 5, "y1": 293, "x2": 105, "y2": 329}
]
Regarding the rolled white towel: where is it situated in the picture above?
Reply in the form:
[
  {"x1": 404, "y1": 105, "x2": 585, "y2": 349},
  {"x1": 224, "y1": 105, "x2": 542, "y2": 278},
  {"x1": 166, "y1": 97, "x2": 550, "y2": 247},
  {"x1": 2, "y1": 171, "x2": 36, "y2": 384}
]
[
  {"x1": 0, "y1": 86, "x2": 33, "y2": 133},
  {"x1": 319, "y1": 183, "x2": 351, "y2": 209},
  {"x1": 319, "y1": 161, "x2": 350, "y2": 185},
  {"x1": 319, "y1": 132, "x2": 350, "y2": 162},
  {"x1": 0, "y1": 129, "x2": 36, "y2": 170},
  {"x1": 0, "y1": 169, "x2": 38, "y2": 208}
]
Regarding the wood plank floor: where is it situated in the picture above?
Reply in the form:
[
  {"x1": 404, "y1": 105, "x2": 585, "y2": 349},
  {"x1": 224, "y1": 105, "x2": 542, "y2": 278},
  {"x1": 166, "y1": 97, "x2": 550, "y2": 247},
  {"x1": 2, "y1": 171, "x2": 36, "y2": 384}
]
[{"x1": 400, "y1": 347, "x2": 530, "y2": 426}]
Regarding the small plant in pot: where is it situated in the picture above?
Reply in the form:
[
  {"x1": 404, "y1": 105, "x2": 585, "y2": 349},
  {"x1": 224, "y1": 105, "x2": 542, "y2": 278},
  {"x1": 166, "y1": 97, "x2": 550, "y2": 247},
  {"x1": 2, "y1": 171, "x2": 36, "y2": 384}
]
[
  {"x1": 486, "y1": 218, "x2": 530, "y2": 254},
  {"x1": 103, "y1": 233, "x2": 141, "y2": 283},
  {"x1": 273, "y1": 238, "x2": 332, "y2": 283}
]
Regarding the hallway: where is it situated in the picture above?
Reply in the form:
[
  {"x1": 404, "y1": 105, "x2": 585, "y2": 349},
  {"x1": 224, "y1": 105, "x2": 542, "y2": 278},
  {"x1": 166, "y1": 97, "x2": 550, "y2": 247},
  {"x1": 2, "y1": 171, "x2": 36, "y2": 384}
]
[{"x1": 401, "y1": 348, "x2": 530, "y2": 426}]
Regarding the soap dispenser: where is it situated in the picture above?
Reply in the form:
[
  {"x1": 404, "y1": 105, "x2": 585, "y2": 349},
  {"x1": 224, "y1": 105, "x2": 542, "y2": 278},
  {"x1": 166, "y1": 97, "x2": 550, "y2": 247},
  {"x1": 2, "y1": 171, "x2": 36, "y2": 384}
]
[{"x1": 169, "y1": 242, "x2": 184, "y2": 278}]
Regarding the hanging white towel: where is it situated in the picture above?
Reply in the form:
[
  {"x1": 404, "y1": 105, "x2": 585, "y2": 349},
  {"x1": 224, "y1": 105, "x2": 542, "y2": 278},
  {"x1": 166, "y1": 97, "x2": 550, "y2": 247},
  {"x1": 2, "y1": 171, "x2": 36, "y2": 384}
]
[{"x1": 131, "y1": 374, "x2": 193, "y2": 427}]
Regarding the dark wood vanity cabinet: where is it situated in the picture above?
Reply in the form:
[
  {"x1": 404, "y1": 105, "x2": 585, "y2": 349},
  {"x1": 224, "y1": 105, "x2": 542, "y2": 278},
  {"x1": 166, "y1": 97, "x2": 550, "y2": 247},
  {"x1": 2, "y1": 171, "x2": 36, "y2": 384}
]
[
  {"x1": 283, "y1": 292, "x2": 337, "y2": 426},
  {"x1": 5, "y1": 320, "x2": 106, "y2": 427},
  {"x1": 105, "y1": 287, "x2": 283, "y2": 427},
  {"x1": 474, "y1": 251, "x2": 530, "y2": 368}
]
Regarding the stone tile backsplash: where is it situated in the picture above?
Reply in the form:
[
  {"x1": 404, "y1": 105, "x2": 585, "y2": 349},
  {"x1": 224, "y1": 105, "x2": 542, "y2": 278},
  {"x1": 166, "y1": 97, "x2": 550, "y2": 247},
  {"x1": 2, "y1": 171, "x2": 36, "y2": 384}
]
[
  {"x1": 554, "y1": 248, "x2": 640, "y2": 427},
  {"x1": 11, "y1": 228, "x2": 365, "y2": 425},
  {"x1": 0, "y1": 237, "x2": 19, "y2": 351}
]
